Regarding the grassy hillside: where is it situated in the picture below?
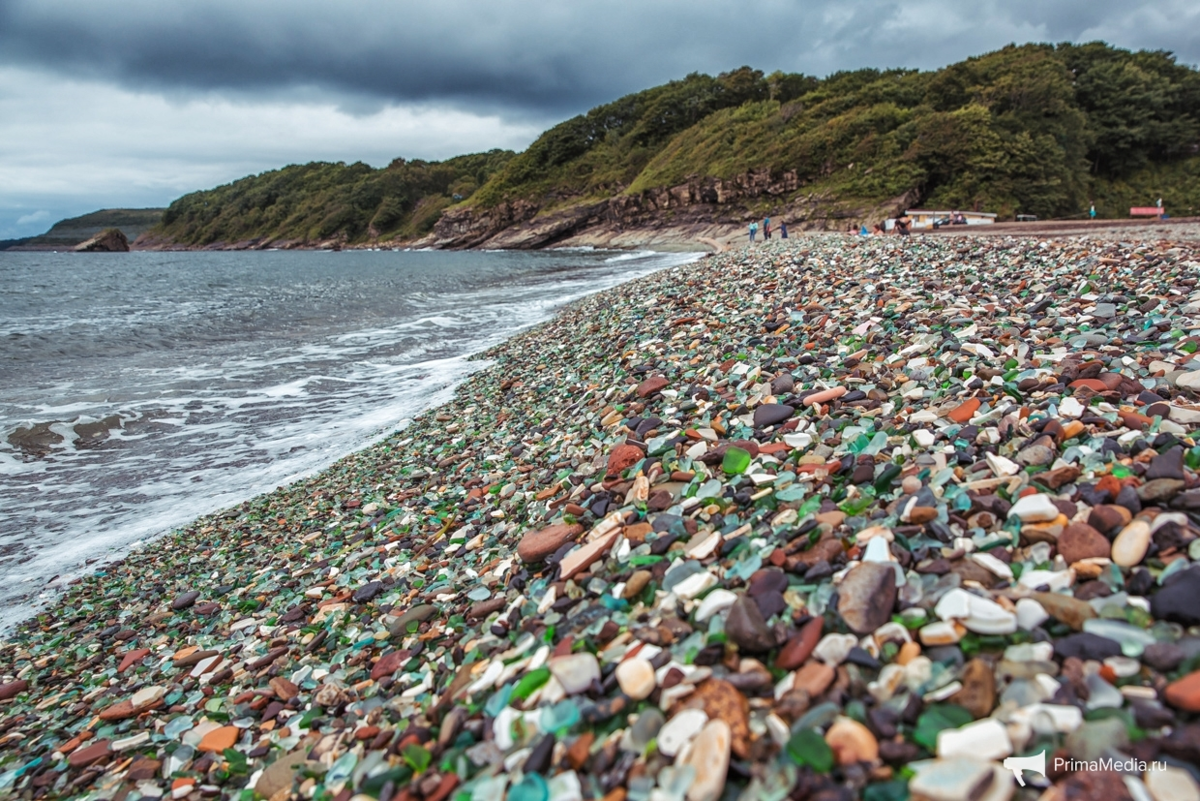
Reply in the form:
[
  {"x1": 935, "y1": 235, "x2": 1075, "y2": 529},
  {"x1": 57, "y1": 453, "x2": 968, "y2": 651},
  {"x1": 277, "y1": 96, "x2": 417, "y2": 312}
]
[
  {"x1": 155, "y1": 151, "x2": 514, "y2": 246},
  {"x1": 150, "y1": 42, "x2": 1200, "y2": 247},
  {"x1": 476, "y1": 42, "x2": 1200, "y2": 221},
  {"x1": 4, "y1": 208, "x2": 164, "y2": 249}
]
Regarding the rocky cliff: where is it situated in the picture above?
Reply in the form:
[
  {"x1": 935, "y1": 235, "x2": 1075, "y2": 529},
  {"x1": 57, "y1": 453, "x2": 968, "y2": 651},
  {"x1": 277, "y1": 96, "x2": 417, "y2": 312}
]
[{"x1": 420, "y1": 171, "x2": 917, "y2": 250}]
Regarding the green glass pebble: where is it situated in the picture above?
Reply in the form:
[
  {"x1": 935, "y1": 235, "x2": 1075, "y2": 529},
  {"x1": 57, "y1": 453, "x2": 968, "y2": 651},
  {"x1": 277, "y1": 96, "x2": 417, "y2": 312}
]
[
  {"x1": 798, "y1": 496, "x2": 822, "y2": 517},
  {"x1": 913, "y1": 704, "x2": 972, "y2": 750},
  {"x1": 1158, "y1": 557, "x2": 1190, "y2": 585},
  {"x1": 862, "y1": 780, "x2": 911, "y2": 801},
  {"x1": 627, "y1": 776, "x2": 656, "y2": 801},
  {"x1": 663, "y1": 560, "x2": 705, "y2": 592},
  {"x1": 163, "y1": 716, "x2": 194, "y2": 739},
  {"x1": 325, "y1": 751, "x2": 358, "y2": 786},
  {"x1": 873, "y1": 464, "x2": 902, "y2": 493},
  {"x1": 469, "y1": 774, "x2": 509, "y2": 801},
  {"x1": 839, "y1": 496, "x2": 872, "y2": 516},
  {"x1": 775, "y1": 486, "x2": 806, "y2": 502},
  {"x1": 722, "y1": 446, "x2": 752, "y2": 475},
  {"x1": 863, "y1": 431, "x2": 889, "y2": 456},
  {"x1": 785, "y1": 730, "x2": 833, "y2": 773},
  {"x1": 930, "y1": 467, "x2": 955, "y2": 487},
  {"x1": 727, "y1": 552, "x2": 762, "y2": 582},
  {"x1": 540, "y1": 699, "x2": 579, "y2": 734},
  {"x1": 484, "y1": 683, "x2": 513, "y2": 717},
  {"x1": 508, "y1": 773, "x2": 549, "y2": 801},
  {"x1": 646, "y1": 435, "x2": 672, "y2": 456},
  {"x1": 402, "y1": 743, "x2": 432, "y2": 773},
  {"x1": 512, "y1": 668, "x2": 550, "y2": 701}
]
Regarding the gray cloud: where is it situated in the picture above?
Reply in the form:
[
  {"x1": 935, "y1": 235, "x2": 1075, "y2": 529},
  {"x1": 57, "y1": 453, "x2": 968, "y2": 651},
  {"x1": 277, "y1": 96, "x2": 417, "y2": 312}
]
[
  {"x1": 2, "y1": 0, "x2": 1196, "y2": 115},
  {"x1": 0, "y1": 66, "x2": 543, "y2": 239}
]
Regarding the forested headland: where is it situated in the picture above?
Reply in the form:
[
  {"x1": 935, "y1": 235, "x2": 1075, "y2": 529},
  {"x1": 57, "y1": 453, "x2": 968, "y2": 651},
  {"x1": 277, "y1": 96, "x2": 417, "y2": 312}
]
[{"x1": 147, "y1": 43, "x2": 1200, "y2": 248}]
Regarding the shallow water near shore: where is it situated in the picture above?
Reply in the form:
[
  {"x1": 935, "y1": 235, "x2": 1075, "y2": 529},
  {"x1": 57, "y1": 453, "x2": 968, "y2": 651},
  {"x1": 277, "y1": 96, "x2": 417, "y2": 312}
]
[{"x1": 0, "y1": 247, "x2": 699, "y2": 629}]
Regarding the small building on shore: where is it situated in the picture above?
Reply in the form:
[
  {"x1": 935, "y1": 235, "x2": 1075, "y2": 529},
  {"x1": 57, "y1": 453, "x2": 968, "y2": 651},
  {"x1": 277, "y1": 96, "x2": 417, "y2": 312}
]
[{"x1": 905, "y1": 210, "x2": 997, "y2": 229}]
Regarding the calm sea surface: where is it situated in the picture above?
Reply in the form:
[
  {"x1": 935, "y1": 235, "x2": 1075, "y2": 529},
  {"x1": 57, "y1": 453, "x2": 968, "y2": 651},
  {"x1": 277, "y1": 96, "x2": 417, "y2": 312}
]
[{"x1": 0, "y1": 248, "x2": 698, "y2": 629}]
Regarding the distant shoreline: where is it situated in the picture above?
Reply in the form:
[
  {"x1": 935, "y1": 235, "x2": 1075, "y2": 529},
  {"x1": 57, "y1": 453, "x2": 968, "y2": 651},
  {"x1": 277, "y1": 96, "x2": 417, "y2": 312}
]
[{"x1": 10, "y1": 214, "x2": 1197, "y2": 254}]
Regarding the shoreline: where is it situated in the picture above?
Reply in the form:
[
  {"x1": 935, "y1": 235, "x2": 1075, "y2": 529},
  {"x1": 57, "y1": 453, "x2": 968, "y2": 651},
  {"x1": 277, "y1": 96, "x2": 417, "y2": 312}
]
[
  {"x1": 0, "y1": 249, "x2": 702, "y2": 634},
  {"x1": 8, "y1": 215, "x2": 1200, "y2": 254},
  {"x1": 5, "y1": 231, "x2": 1200, "y2": 800}
]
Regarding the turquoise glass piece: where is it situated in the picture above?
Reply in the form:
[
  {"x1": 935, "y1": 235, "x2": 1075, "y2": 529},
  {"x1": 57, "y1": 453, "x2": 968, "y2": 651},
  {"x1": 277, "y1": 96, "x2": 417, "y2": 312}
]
[{"x1": 540, "y1": 699, "x2": 580, "y2": 734}]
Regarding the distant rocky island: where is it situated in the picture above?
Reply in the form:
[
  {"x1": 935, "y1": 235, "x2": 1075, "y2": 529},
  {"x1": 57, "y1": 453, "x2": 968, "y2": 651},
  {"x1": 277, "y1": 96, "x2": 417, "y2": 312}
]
[{"x1": 1, "y1": 209, "x2": 163, "y2": 251}]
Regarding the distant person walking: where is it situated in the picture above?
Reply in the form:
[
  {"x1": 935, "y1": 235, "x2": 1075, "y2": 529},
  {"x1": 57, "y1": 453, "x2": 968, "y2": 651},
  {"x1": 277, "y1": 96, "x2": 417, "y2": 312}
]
[
  {"x1": 748, "y1": 221, "x2": 758, "y2": 243},
  {"x1": 763, "y1": 217, "x2": 771, "y2": 240},
  {"x1": 779, "y1": 221, "x2": 788, "y2": 239},
  {"x1": 1089, "y1": 204, "x2": 1096, "y2": 219}
]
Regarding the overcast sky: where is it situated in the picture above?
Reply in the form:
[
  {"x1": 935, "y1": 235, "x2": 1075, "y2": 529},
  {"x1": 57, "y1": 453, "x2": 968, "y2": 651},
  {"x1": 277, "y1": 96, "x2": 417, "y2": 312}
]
[{"x1": 1, "y1": 0, "x2": 1197, "y2": 239}]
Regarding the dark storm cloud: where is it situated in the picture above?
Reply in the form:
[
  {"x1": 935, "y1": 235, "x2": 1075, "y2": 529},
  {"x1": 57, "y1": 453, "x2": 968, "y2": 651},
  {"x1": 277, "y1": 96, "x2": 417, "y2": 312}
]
[{"x1": 1, "y1": 0, "x2": 1197, "y2": 116}]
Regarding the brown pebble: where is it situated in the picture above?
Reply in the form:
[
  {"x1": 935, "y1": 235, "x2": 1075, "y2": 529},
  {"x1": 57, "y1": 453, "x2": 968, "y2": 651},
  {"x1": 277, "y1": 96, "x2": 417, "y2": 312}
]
[
  {"x1": 566, "y1": 732, "x2": 595, "y2": 770},
  {"x1": 1165, "y1": 670, "x2": 1200, "y2": 712},
  {"x1": 948, "y1": 658, "x2": 996, "y2": 718},
  {"x1": 775, "y1": 616, "x2": 823, "y2": 670},
  {"x1": 97, "y1": 699, "x2": 137, "y2": 721},
  {"x1": 1057, "y1": 522, "x2": 1111, "y2": 564},
  {"x1": 517, "y1": 523, "x2": 583, "y2": 563},
  {"x1": 824, "y1": 718, "x2": 879, "y2": 765},
  {"x1": 636, "y1": 375, "x2": 668, "y2": 397},
  {"x1": 425, "y1": 773, "x2": 460, "y2": 801},
  {"x1": 623, "y1": 522, "x2": 652, "y2": 544},
  {"x1": 67, "y1": 740, "x2": 111, "y2": 769},
  {"x1": 1088, "y1": 504, "x2": 1132, "y2": 535},
  {"x1": 623, "y1": 570, "x2": 652, "y2": 599},
  {"x1": 197, "y1": 726, "x2": 239, "y2": 753},
  {"x1": 684, "y1": 678, "x2": 751, "y2": 758},
  {"x1": 269, "y1": 677, "x2": 299, "y2": 700},
  {"x1": 792, "y1": 661, "x2": 836, "y2": 697},
  {"x1": 908, "y1": 506, "x2": 938, "y2": 524},
  {"x1": 606, "y1": 444, "x2": 644, "y2": 477}
]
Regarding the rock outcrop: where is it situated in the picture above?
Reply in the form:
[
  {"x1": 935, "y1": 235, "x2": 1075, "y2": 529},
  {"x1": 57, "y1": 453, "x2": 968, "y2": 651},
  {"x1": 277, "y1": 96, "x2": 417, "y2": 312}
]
[
  {"x1": 74, "y1": 228, "x2": 130, "y2": 252},
  {"x1": 423, "y1": 172, "x2": 917, "y2": 250}
]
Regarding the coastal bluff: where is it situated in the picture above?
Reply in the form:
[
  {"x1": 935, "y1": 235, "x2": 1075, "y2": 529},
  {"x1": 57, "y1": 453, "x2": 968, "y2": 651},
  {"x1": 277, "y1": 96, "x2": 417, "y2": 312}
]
[{"x1": 139, "y1": 43, "x2": 1200, "y2": 251}]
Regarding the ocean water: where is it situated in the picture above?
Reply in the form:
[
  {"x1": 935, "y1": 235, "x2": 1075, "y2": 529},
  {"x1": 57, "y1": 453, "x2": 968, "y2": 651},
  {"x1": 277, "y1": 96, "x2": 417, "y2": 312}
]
[{"x1": 0, "y1": 247, "x2": 699, "y2": 630}]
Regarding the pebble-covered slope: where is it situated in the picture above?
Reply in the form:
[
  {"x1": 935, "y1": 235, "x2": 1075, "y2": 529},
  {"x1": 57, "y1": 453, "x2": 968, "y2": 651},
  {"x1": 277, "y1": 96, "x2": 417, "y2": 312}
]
[{"x1": 5, "y1": 235, "x2": 1200, "y2": 801}]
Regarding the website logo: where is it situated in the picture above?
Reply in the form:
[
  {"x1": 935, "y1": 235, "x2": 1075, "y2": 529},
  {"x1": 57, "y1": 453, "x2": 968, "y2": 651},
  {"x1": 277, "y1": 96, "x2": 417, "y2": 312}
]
[{"x1": 1002, "y1": 752, "x2": 1045, "y2": 786}]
